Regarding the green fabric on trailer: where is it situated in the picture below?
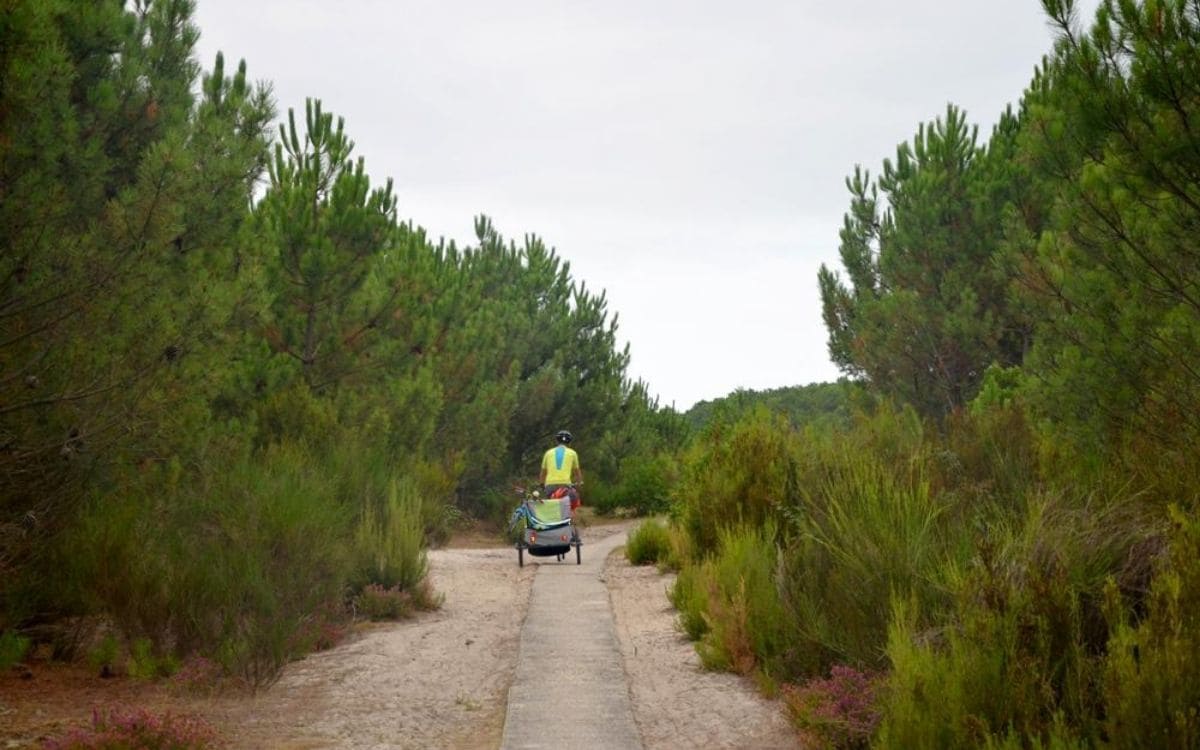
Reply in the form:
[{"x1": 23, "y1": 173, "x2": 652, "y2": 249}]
[{"x1": 529, "y1": 498, "x2": 570, "y2": 524}]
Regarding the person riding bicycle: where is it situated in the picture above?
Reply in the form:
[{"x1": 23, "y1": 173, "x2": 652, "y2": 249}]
[{"x1": 540, "y1": 429, "x2": 583, "y2": 513}]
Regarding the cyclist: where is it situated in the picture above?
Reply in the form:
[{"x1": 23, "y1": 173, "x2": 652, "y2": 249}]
[{"x1": 540, "y1": 429, "x2": 583, "y2": 514}]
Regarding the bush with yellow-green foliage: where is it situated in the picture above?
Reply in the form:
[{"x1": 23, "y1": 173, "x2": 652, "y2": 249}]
[
  {"x1": 778, "y1": 442, "x2": 956, "y2": 674},
  {"x1": 693, "y1": 521, "x2": 795, "y2": 681},
  {"x1": 664, "y1": 394, "x2": 1188, "y2": 748},
  {"x1": 625, "y1": 519, "x2": 672, "y2": 566},
  {"x1": 875, "y1": 484, "x2": 1162, "y2": 748},
  {"x1": 674, "y1": 408, "x2": 799, "y2": 554},
  {"x1": 1101, "y1": 506, "x2": 1200, "y2": 748},
  {"x1": 351, "y1": 477, "x2": 430, "y2": 595},
  {"x1": 669, "y1": 563, "x2": 709, "y2": 642},
  {"x1": 28, "y1": 436, "x2": 441, "y2": 689}
]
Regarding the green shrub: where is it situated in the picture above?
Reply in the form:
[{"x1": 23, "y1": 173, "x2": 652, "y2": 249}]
[
  {"x1": 127, "y1": 637, "x2": 178, "y2": 680},
  {"x1": 626, "y1": 519, "x2": 671, "y2": 565},
  {"x1": 778, "y1": 448, "x2": 955, "y2": 674},
  {"x1": 0, "y1": 630, "x2": 29, "y2": 669},
  {"x1": 661, "y1": 523, "x2": 693, "y2": 572},
  {"x1": 351, "y1": 477, "x2": 430, "y2": 594},
  {"x1": 87, "y1": 633, "x2": 119, "y2": 675},
  {"x1": 877, "y1": 593, "x2": 1088, "y2": 749},
  {"x1": 675, "y1": 408, "x2": 799, "y2": 553},
  {"x1": 325, "y1": 441, "x2": 459, "y2": 547},
  {"x1": 56, "y1": 441, "x2": 354, "y2": 688},
  {"x1": 1101, "y1": 506, "x2": 1200, "y2": 748},
  {"x1": 695, "y1": 522, "x2": 793, "y2": 678},
  {"x1": 939, "y1": 400, "x2": 1039, "y2": 506},
  {"x1": 669, "y1": 563, "x2": 709, "y2": 641},
  {"x1": 875, "y1": 488, "x2": 1156, "y2": 748},
  {"x1": 604, "y1": 454, "x2": 676, "y2": 516}
]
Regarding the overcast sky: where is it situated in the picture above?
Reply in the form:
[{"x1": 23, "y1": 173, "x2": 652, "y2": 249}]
[{"x1": 192, "y1": 0, "x2": 1097, "y2": 410}]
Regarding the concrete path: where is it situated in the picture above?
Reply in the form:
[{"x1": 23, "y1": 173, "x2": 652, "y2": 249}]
[{"x1": 500, "y1": 529, "x2": 643, "y2": 750}]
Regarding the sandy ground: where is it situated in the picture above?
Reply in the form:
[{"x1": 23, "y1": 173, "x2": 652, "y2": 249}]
[
  {"x1": 0, "y1": 522, "x2": 799, "y2": 749},
  {"x1": 607, "y1": 552, "x2": 800, "y2": 749}
]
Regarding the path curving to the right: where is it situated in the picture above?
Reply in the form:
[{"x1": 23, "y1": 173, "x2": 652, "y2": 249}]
[{"x1": 500, "y1": 529, "x2": 642, "y2": 750}]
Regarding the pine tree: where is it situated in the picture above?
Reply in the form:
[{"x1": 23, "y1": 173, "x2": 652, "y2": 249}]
[
  {"x1": 1018, "y1": 0, "x2": 1200, "y2": 460},
  {"x1": 819, "y1": 105, "x2": 1023, "y2": 418},
  {"x1": 1, "y1": 0, "x2": 272, "y2": 607},
  {"x1": 256, "y1": 99, "x2": 400, "y2": 391}
]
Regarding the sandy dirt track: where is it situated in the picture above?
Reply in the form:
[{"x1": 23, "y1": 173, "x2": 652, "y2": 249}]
[
  {"x1": 608, "y1": 552, "x2": 799, "y2": 749},
  {"x1": 1, "y1": 522, "x2": 799, "y2": 748}
]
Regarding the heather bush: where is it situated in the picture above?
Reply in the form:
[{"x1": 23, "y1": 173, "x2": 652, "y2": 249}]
[
  {"x1": 170, "y1": 656, "x2": 224, "y2": 694},
  {"x1": 782, "y1": 665, "x2": 881, "y2": 750},
  {"x1": 42, "y1": 707, "x2": 220, "y2": 749},
  {"x1": 289, "y1": 603, "x2": 351, "y2": 653},
  {"x1": 625, "y1": 519, "x2": 671, "y2": 565},
  {"x1": 356, "y1": 584, "x2": 420, "y2": 620}
]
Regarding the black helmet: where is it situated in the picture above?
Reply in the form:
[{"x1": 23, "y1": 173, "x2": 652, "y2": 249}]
[{"x1": 555, "y1": 430, "x2": 573, "y2": 444}]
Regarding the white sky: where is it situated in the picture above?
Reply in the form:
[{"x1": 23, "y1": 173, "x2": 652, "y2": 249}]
[{"x1": 192, "y1": 0, "x2": 1098, "y2": 410}]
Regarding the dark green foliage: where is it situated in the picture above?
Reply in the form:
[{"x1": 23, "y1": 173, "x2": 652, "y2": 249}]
[
  {"x1": 819, "y1": 106, "x2": 1026, "y2": 418},
  {"x1": 426, "y1": 217, "x2": 637, "y2": 510},
  {"x1": 592, "y1": 453, "x2": 676, "y2": 516},
  {"x1": 1015, "y1": 0, "x2": 1200, "y2": 474},
  {"x1": 256, "y1": 98, "x2": 401, "y2": 390},
  {"x1": 0, "y1": 0, "x2": 272, "y2": 592},
  {"x1": 675, "y1": 408, "x2": 799, "y2": 553},
  {"x1": 1102, "y1": 507, "x2": 1200, "y2": 748},
  {"x1": 685, "y1": 381, "x2": 857, "y2": 432}
]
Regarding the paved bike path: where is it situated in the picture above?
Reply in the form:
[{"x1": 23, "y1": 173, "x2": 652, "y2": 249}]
[{"x1": 500, "y1": 529, "x2": 642, "y2": 750}]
